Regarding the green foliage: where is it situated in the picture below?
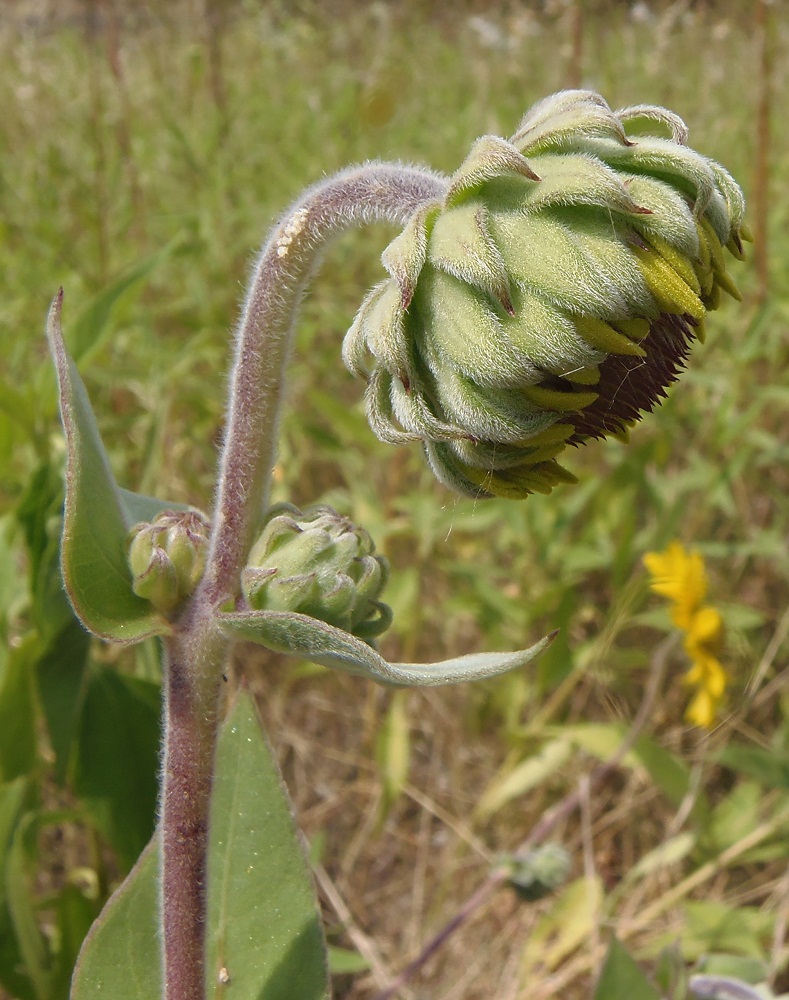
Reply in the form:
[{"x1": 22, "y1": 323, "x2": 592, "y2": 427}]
[
  {"x1": 204, "y1": 692, "x2": 328, "y2": 999},
  {"x1": 594, "y1": 937, "x2": 661, "y2": 1000},
  {"x1": 0, "y1": 2, "x2": 787, "y2": 998},
  {"x1": 47, "y1": 297, "x2": 177, "y2": 643},
  {"x1": 72, "y1": 692, "x2": 329, "y2": 1000},
  {"x1": 71, "y1": 840, "x2": 162, "y2": 1000},
  {"x1": 73, "y1": 668, "x2": 160, "y2": 872}
]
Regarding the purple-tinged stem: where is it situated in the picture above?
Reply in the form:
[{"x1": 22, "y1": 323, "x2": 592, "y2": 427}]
[
  {"x1": 200, "y1": 162, "x2": 447, "y2": 609},
  {"x1": 161, "y1": 613, "x2": 226, "y2": 1000},
  {"x1": 159, "y1": 163, "x2": 446, "y2": 1000}
]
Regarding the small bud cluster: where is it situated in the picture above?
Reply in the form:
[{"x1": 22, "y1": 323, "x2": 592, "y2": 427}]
[
  {"x1": 127, "y1": 509, "x2": 210, "y2": 614},
  {"x1": 503, "y1": 843, "x2": 572, "y2": 901},
  {"x1": 242, "y1": 504, "x2": 391, "y2": 641},
  {"x1": 344, "y1": 90, "x2": 747, "y2": 499}
]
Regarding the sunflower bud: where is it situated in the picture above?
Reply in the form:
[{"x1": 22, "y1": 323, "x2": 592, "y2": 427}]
[
  {"x1": 344, "y1": 90, "x2": 747, "y2": 499},
  {"x1": 127, "y1": 508, "x2": 210, "y2": 613},
  {"x1": 242, "y1": 504, "x2": 391, "y2": 641}
]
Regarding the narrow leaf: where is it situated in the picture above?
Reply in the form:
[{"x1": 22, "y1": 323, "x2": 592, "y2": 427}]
[
  {"x1": 376, "y1": 690, "x2": 410, "y2": 815},
  {"x1": 69, "y1": 235, "x2": 184, "y2": 365},
  {"x1": 204, "y1": 691, "x2": 328, "y2": 1000},
  {"x1": 0, "y1": 778, "x2": 28, "y2": 913},
  {"x1": 0, "y1": 781, "x2": 34, "y2": 1000},
  {"x1": 6, "y1": 814, "x2": 52, "y2": 999},
  {"x1": 218, "y1": 609, "x2": 556, "y2": 687},
  {"x1": 71, "y1": 836, "x2": 162, "y2": 1000},
  {"x1": 522, "y1": 876, "x2": 603, "y2": 974},
  {"x1": 46, "y1": 292, "x2": 171, "y2": 644},
  {"x1": 474, "y1": 739, "x2": 572, "y2": 819},
  {"x1": 0, "y1": 637, "x2": 39, "y2": 782}
]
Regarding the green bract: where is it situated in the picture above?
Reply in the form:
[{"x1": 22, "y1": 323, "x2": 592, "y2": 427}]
[
  {"x1": 126, "y1": 508, "x2": 210, "y2": 614},
  {"x1": 242, "y1": 504, "x2": 392, "y2": 641},
  {"x1": 344, "y1": 90, "x2": 747, "y2": 499}
]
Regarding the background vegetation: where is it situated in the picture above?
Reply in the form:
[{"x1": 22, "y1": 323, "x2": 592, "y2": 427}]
[{"x1": 0, "y1": 1, "x2": 787, "y2": 998}]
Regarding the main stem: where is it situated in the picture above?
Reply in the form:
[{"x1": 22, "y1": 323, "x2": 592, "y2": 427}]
[{"x1": 160, "y1": 162, "x2": 447, "y2": 1000}]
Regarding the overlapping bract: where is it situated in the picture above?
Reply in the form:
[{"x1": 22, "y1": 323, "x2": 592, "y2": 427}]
[
  {"x1": 344, "y1": 90, "x2": 747, "y2": 499},
  {"x1": 242, "y1": 504, "x2": 392, "y2": 641},
  {"x1": 127, "y1": 508, "x2": 210, "y2": 614}
]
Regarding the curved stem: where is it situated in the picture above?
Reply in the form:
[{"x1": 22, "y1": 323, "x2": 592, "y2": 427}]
[
  {"x1": 200, "y1": 162, "x2": 447, "y2": 608},
  {"x1": 160, "y1": 162, "x2": 446, "y2": 1000}
]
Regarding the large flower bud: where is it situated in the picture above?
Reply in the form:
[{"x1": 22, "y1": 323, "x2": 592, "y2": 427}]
[
  {"x1": 344, "y1": 90, "x2": 747, "y2": 499},
  {"x1": 127, "y1": 508, "x2": 210, "y2": 613},
  {"x1": 241, "y1": 504, "x2": 391, "y2": 641}
]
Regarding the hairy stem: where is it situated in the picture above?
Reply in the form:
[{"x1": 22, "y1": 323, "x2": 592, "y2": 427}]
[
  {"x1": 161, "y1": 617, "x2": 226, "y2": 1000},
  {"x1": 160, "y1": 162, "x2": 446, "y2": 1000},
  {"x1": 200, "y1": 162, "x2": 447, "y2": 608}
]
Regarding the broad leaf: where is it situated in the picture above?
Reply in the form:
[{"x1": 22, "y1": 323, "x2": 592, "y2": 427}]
[
  {"x1": 74, "y1": 667, "x2": 160, "y2": 872},
  {"x1": 204, "y1": 691, "x2": 328, "y2": 1000},
  {"x1": 219, "y1": 609, "x2": 556, "y2": 686},
  {"x1": 71, "y1": 836, "x2": 162, "y2": 1000},
  {"x1": 46, "y1": 292, "x2": 174, "y2": 644},
  {"x1": 594, "y1": 937, "x2": 662, "y2": 1000},
  {"x1": 35, "y1": 618, "x2": 92, "y2": 785}
]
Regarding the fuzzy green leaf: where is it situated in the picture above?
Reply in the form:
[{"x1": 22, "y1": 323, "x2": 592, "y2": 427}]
[
  {"x1": 218, "y1": 609, "x2": 556, "y2": 687},
  {"x1": 46, "y1": 292, "x2": 176, "y2": 644},
  {"x1": 71, "y1": 836, "x2": 162, "y2": 1000},
  {"x1": 204, "y1": 691, "x2": 328, "y2": 999}
]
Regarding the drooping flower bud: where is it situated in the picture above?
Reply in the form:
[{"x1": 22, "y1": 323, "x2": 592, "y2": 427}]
[
  {"x1": 241, "y1": 504, "x2": 391, "y2": 641},
  {"x1": 344, "y1": 90, "x2": 747, "y2": 499},
  {"x1": 127, "y1": 508, "x2": 210, "y2": 614}
]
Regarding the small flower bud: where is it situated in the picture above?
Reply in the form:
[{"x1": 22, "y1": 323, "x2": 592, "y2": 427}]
[
  {"x1": 127, "y1": 508, "x2": 210, "y2": 614},
  {"x1": 242, "y1": 504, "x2": 391, "y2": 641},
  {"x1": 344, "y1": 90, "x2": 747, "y2": 499},
  {"x1": 503, "y1": 843, "x2": 571, "y2": 901}
]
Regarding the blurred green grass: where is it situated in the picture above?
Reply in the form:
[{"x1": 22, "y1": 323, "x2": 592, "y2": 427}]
[{"x1": 1, "y1": 2, "x2": 788, "y2": 996}]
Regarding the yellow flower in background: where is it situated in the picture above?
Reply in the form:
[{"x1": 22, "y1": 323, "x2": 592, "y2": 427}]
[
  {"x1": 644, "y1": 541, "x2": 727, "y2": 729},
  {"x1": 643, "y1": 540, "x2": 707, "y2": 631}
]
